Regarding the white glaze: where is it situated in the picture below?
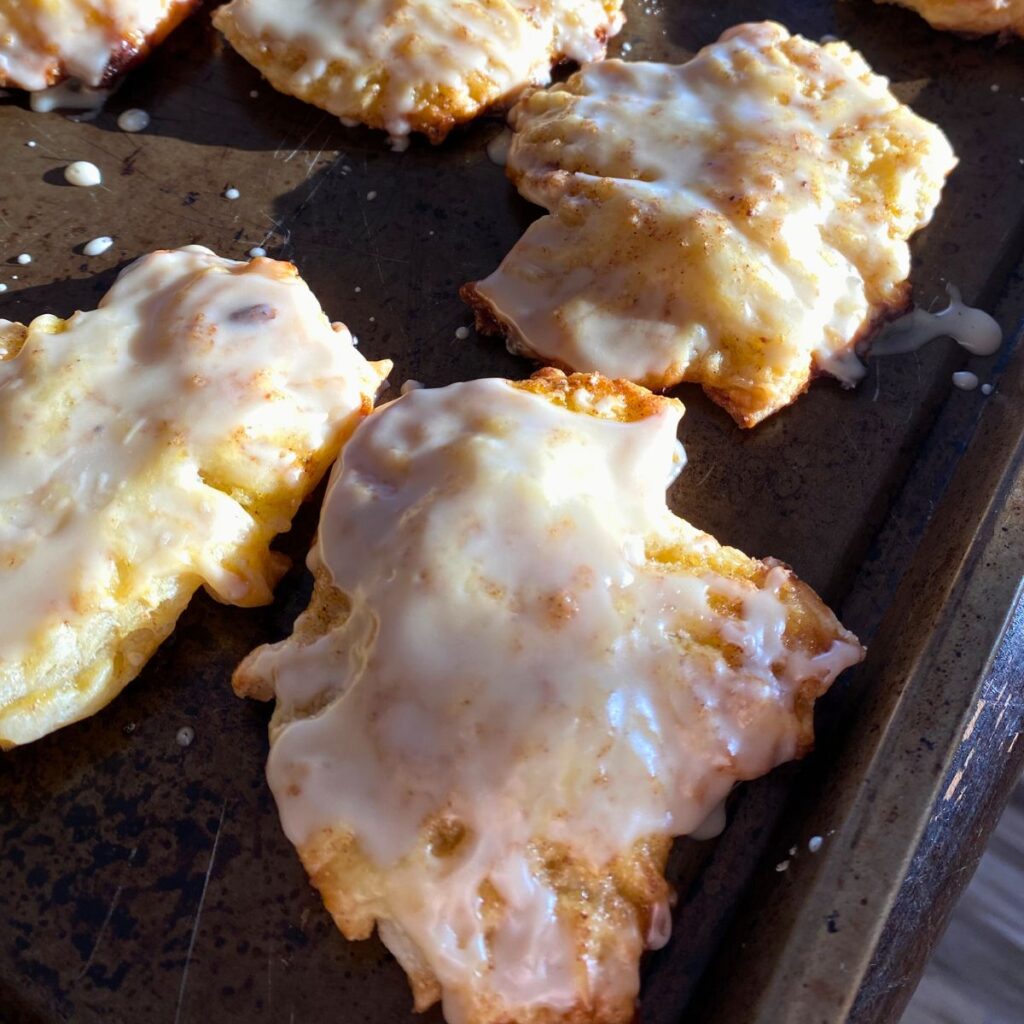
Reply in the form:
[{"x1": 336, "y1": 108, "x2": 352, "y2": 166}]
[
  {"x1": 28, "y1": 80, "x2": 111, "y2": 112},
  {"x1": 215, "y1": 0, "x2": 624, "y2": 142},
  {"x1": 486, "y1": 127, "x2": 513, "y2": 166},
  {"x1": 884, "y1": 0, "x2": 1024, "y2": 37},
  {"x1": 471, "y1": 24, "x2": 956, "y2": 423},
  {"x1": 117, "y1": 107, "x2": 150, "y2": 132},
  {"x1": 870, "y1": 286, "x2": 1003, "y2": 359},
  {"x1": 1, "y1": 1, "x2": 185, "y2": 91},
  {"x1": 83, "y1": 236, "x2": 114, "y2": 256},
  {"x1": 690, "y1": 798, "x2": 729, "y2": 841},
  {"x1": 0, "y1": 245, "x2": 387, "y2": 673},
  {"x1": 64, "y1": 160, "x2": 102, "y2": 187},
  {"x1": 248, "y1": 378, "x2": 863, "y2": 1021}
]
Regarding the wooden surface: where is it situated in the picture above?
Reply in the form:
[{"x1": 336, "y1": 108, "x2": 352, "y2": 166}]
[{"x1": 902, "y1": 784, "x2": 1024, "y2": 1024}]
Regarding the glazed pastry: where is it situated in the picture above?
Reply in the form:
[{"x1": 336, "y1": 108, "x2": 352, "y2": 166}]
[
  {"x1": 213, "y1": 0, "x2": 625, "y2": 144},
  {"x1": 463, "y1": 23, "x2": 957, "y2": 427},
  {"x1": 234, "y1": 368, "x2": 864, "y2": 1023},
  {"x1": 0, "y1": 0, "x2": 199, "y2": 93},
  {"x1": 0, "y1": 246, "x2": 390, "y2": 747},
  {"x1": 879, "y1": 0, "x2": 1023, "y2": 36}
]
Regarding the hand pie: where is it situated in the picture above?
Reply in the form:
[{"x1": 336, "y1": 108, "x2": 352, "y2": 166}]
[
  {"x1": 213, "y1": 0, "x2": 626, "y2": 145},
  {"x1": 0, "y1": 0, "x2": 199, "y2": 92},
  {"x1": 463, "y1": 23, "x2": 957, "y2": 427},
  {"x1": 0, "y1": 245, "x2": 390, "y2": 747},
  {"x1": 879, "y1": 0, "x2": 1023, "y2": 36},
  {"x1": 234, "y1": 368, "x2": 864, "y2": 1024}
]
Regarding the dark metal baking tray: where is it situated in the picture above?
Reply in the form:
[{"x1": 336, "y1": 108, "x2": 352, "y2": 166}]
[{"x1": 1, "y1": 1, "x2": 1022, "y2": 1022}]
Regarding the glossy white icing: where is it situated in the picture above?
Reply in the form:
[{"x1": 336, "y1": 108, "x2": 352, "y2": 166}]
[
  {"x1": 468, "y1": 23, "x2": 957, "y2": 424},
  {"x1": 248, "y1": 378, "x2": 863, "y2": 1021},
  {"x1": 215, "y1": 0, "x2": 625, "y2": 142},
  {"x1": 952, "y1": 370, "x2": 979, "y2": 391},
  {"x1": 116, "y1": 106, "x2": 150, "y2": 131},
  {"x1": 871, "y1": 285, "x2": 1003, "y2": 359},
  {"x1": 82, "y1": 235, "x2": 114, "y2": 256},
  {"x1": 64, "y1": 160, "x2": 102, "y2": 186},
  {"x1": 29, "y1": 79, "x2": 111, "y2": 111},
  {"x1": 0, "y1": 245, "x2": 385, "y2": 668},
  {"x1": 0, "y1": 0, "x2": 188, "y2": 92}
]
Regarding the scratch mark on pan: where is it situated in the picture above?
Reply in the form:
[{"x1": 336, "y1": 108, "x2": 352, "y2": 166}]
[
  {"x1": 74, "y1": 845, "x2": 137, "y2": 984},
  {"x1": 173, "y1": 798, "x2": 228, "y2": 1024},
  {"x1": 305, "y1": 145, "x2": 325, "y2": 179},
  {"x1": 76, "y1": 885, "x2": 124, "y2": 980},
  {"x1": 360, "y1": 202, "x2": 385, "y2": 285},
  {"x1": 962, "y1": 699, "x2": 986, "y2": 742},
  {"x1": 267, "y1": 939, "x2": 273, "y2": 1014},
  {"x1": 282, "y1": 114, "x2": 328, "y2": 163}
]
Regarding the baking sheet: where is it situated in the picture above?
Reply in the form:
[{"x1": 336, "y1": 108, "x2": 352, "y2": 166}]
[{"x1": 1, "y1": 1, "x2": 1023, "y2": 1022}]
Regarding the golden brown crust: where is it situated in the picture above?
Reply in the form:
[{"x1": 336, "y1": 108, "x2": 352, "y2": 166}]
[
  {"x1": 462, "y1": 25, "x2": 956, "y2": 428},
  {"x1": 234, "y1": 368, "x2": 864, "y2": 1023},
  {"x1": 213, "y1": 0, "x2": 625, "y2": 142},
  {"x1": 878, "y1": 0, "x2": 1024, "y2": 37},
  {"x1": 0, "y1": 0, "x2": 201, "y2": 91}
]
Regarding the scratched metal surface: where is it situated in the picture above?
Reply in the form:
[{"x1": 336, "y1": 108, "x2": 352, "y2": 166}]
[{"x1": 0, "y1": 2, "x2": 1022, "y2": 1023}]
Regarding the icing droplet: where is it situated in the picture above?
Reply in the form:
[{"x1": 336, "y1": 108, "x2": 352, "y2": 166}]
[
  {"x1": 248, "y1": 246, "x2": 267, "y2": 258},
  {"x1": 26, "y1": 140, "x2": 37, "y2": 148},
  {"x1": 224, "y1": 187, "x2": 241, "y2": 200},
  {"x1": 366, "y1": 190, "x2": 378, "y2": 201},
  {"x1": 690, "y1": 798, "x2": 727, "y2": 840},
  {"x1": 117, "y1": 108, "x2": 150, "y2": 133},
  {"x1": 817, "y1": 347, "x2": 867, "y2": 387},
  {"x1": 952, "y1": 371, "x2": 979, "y2": 391},
  {"x1": 176, "y1": 725, "x2": 195, "y2": 747},
  {"x1": 808, "y1": 835, "x2": 823, "y2": 853},
  {"x1": 455, "y1": 326, "x2": 470, "y2": 340},
  {"x1": 776, "y1": 860, "x2": 790, "y2": 873},
  {"x1": 249, "y1": 89, "x2": 259, "y2": 98},
  {"x1": 30, "y1": 81, "x2": 110, "y2": 114},
  {"x1": 871, "y1": 286, "x2": 1002, "y2": 359},
  {"x1": 981, "y1": 383, "x2": 994, "y2": 396},
  {"x1": 64, "y1": 161, "x2": 102, "y2": 187},
  {"x1": 15, "y1": 253, "x2": 32, "y2": 266},
  {"x1": 0, "y1": 283, "x2": 7, "y2": 293},
  {"x1": 486, "y1": 128, "x2": 513, "y2": 166},
  {"x1": 82, "y1": 236, "x2": 113, "y2": 257}
]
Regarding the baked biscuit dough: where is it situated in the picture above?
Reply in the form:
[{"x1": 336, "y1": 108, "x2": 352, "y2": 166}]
[
  {"x1": 464, "y1": 23, "x2": 957, "y2": 427},
  {"x1": 0, "y1": 0, "x2": 198, "y2": 92},
  {"x1": 234, "y1": 369, "x2": 864, "y2": 1024},
  {"x1": 212, "y1": 0, "x2": 625, "y2": 144},
  {"x1": 0, "y1": 246, "x2": 390, "y2": 748},
  {"x1": 880, "y1": 0, "x2": 1024, "y2": 36}
]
